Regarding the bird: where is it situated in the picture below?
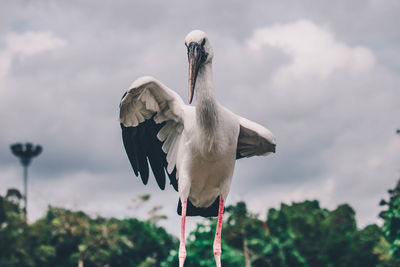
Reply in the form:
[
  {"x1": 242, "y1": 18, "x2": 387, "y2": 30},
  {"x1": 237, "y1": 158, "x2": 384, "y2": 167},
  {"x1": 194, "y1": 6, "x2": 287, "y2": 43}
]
[{"x1": 119, "y1": 30, "x2": 276, "y2": 267}]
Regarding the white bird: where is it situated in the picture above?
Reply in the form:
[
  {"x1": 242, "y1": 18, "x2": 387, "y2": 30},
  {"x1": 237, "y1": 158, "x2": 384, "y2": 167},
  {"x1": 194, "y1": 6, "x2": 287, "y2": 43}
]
[{"x1": 119, "y1": 30, "x2": 276, "y2": 267}]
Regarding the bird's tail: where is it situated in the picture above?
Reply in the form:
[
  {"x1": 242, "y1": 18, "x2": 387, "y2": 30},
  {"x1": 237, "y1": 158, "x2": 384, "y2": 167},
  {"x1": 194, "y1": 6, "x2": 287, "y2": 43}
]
[{"x1": 177, "y1": 197, "x2": 222, "y2": 217}]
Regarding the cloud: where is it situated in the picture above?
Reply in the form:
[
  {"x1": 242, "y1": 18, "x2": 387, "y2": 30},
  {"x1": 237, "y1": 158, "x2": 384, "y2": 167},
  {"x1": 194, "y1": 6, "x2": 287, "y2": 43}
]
[
  {"x1": 248, "y1": 20, "x2": 375, "y2": 85},
  {"x1": 6, "y1": 31, "x2": 66, "y2": 55},
  {"x1": 240, "y1": 177, "x2": 336, "y2": 214},
  {"x1": 0, "y1": 31, "x2": 66, "y2": 83}
]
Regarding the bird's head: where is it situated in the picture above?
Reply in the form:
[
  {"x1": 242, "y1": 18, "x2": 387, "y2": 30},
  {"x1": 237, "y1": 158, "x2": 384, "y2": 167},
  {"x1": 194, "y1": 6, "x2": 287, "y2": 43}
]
[{"x1": 185, "y1": 30, "x2": 213, "y2": 104}]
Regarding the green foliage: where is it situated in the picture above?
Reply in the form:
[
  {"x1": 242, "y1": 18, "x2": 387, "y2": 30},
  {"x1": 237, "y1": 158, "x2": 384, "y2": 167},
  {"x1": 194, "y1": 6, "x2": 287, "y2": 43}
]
[
  {"x1": 380, "y1": 179, "x2": 400, "y2": 264},
  {"x1": 28, "y1": 207, "x2": 91, "y2": 267},
  {"x1": 166, "y1": 200, "x2": 383, "y2": 267},
  {"x1": 0, "y1": 189, "x2": 33, "y2": 267},
  {"x1": 0, "y1": 188, "x2": 395, "y2": 266},
  {"x1": 227, "y1": 202, "x2": 307, "y2": 267},
  {"x1": 0, "y1": 189, "x2": 178, "y2": 267},
  {"x1": 269, "y1": 200, "x2": 382, "y2": 267}
]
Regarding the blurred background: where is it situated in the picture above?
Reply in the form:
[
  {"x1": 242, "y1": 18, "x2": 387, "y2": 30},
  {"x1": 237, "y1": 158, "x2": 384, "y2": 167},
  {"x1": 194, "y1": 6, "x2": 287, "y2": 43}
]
[{"x1": 0, "y1": 0, "x2": 399, "y2": 266}]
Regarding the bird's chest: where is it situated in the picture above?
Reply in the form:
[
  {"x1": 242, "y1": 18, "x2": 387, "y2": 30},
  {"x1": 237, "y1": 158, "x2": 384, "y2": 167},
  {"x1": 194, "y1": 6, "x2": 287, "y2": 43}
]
[
  {"x1": 185, "y1": 123, "x2": 237, "y2": 179},
  {"x1": 186, "y1": 125, "x2": 236, "y2": 161},
  {"x1": 185, "y1": 149, "x2": 236, "y2": 207}
]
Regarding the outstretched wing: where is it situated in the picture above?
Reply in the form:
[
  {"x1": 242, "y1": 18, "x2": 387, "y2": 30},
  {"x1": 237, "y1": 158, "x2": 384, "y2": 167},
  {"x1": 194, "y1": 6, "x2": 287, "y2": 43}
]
[
  {"x1": 236, "y1": 116, "x2": 276, "y2": 159},
  {"x1": 119, "y1": 76, "x2": 184, "y2": 191}
]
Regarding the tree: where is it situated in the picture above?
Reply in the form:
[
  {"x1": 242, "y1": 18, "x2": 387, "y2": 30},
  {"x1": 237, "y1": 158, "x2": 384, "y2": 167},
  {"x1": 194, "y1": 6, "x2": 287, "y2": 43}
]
[
  {"x1": 0, "y1": 189, "x2": 34, "y2": 267},
  {"x1": 0, "y1": 188, "x2": 391, "y2": 266},
  {"x1": 225, "y1": 202, "x2": 307, "y2": 267},
  {"x1": 29, "y1": 208, "x2": 177, "y2": 267},
  {"x1": 269, "y1": 200, "x2": 382, "y2": 267},
  {"x1": 380, "y1": 179, "x2": 400, "y2": 264},
  {"x1": 224, "y1": 201, "x2": 261, "y2": 266},
  {"x1": 28, "y1": 207, "x2": 91, "y2": 267}
]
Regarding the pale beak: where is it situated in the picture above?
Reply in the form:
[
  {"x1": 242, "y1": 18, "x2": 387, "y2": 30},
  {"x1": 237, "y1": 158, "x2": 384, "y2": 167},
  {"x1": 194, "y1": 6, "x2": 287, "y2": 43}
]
[{"x1": 187, "y1": 42, "x2": 204, "y2": 104}]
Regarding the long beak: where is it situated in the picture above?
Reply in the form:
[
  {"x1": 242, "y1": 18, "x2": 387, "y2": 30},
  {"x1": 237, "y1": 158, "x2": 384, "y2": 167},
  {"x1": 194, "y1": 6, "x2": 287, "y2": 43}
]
[{"x1": 187, "y1": 43, "x2": 203, "y2": 104}]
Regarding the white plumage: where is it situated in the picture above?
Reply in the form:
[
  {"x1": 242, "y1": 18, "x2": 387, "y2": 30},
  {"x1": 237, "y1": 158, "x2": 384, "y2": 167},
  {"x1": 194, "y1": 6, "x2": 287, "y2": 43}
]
[{"x1": 119, "y1": 30, "x2": 275, "y2": 267}]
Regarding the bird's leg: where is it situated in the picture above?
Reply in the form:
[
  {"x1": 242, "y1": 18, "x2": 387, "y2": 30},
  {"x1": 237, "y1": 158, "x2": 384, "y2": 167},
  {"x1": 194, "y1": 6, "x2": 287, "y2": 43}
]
[
  {"x1": 213, "y1": 197, "x2": 224, "y2": 267},
  {"x1": 179, "y1": 199, "x2": 187, "y2": 267}
]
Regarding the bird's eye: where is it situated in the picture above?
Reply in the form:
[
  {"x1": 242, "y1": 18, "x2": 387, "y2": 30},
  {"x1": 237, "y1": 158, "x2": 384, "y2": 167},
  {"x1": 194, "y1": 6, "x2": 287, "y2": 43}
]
[{"x1": 201, "y1": 38, "x2": 206, "y2": 46}]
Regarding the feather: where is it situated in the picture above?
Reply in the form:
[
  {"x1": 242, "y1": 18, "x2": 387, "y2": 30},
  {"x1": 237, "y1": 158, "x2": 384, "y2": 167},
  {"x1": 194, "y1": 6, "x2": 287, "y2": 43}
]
[
  {"x1": 236, "y1": 116, "x2": 276, "y2": 159},
  {"x1": 136, "y1": 125, "x2": 149, "y2": 184},
  {"x1": 119, "y1": 76, "x2": 183, "y2": 191},
  {"x1": 145, "y1": 119, "x2": 167, "y2": 190}
]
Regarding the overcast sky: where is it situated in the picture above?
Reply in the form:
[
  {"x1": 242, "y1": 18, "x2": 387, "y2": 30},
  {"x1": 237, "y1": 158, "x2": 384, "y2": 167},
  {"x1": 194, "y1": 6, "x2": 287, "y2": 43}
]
[{"x1": 1, "y1": 0, "x2": 399, "y2": 236}]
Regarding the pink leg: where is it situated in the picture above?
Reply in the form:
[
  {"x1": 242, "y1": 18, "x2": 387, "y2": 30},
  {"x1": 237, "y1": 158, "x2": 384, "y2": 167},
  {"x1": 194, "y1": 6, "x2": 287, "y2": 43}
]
[
  {"x1": 179, "y1": 200, "x2": 187, "y2": 267},
  {"x1": 213, "y1": 197, "x2": 224, "y2": 267}
]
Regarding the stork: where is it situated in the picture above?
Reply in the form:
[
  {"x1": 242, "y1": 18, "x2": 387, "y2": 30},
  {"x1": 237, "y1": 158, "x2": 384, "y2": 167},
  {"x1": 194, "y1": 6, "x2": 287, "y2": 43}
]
[{"x1": 119, "y1": 30, "x2": 276, "y2": 267}]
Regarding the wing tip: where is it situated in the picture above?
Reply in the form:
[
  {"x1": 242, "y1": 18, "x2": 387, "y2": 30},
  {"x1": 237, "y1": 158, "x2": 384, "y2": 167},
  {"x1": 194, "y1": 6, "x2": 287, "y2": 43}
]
[{"x1": 270, "y1": 143, "x2": 276, "y2": 153}]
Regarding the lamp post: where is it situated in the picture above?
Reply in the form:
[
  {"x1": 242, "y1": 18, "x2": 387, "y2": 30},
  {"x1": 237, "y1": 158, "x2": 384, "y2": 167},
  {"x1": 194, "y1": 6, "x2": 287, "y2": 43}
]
[{"x1": 10, "y1": 143, "x2": 42, "y2": 216}]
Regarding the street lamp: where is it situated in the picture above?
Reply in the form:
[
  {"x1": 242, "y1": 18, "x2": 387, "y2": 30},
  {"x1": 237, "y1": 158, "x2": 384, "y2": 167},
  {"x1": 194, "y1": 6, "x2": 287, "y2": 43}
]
[{"x1": 10, "y1": 143, "x2": 42, "y2": 216}]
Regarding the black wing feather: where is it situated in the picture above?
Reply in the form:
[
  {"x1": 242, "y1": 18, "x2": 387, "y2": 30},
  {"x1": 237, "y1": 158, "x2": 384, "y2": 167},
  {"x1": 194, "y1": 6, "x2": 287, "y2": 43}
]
[
  {"x1": 145, "y1": 120, "x2": 166, "y2": 189},
  {"x1": 121, "y1": 126, "x2": 138, "y2": 175},
  {"x1": 121, "y1": 116, "x2": 178, "y2": 192},
  {"x1": 167, "y1": 168, "x2": 178, "y2": 191},
  {"x1": 136, "y1": 124, "x2": 150, "y2": 184}
]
